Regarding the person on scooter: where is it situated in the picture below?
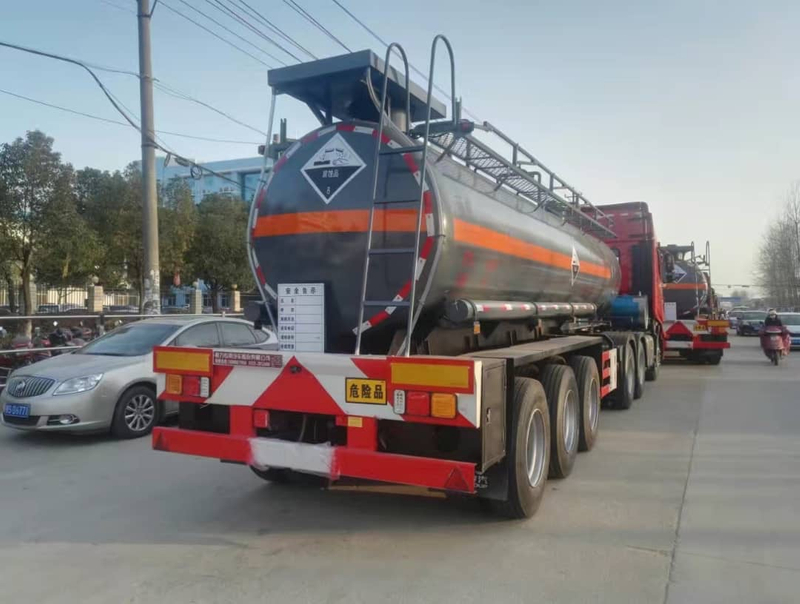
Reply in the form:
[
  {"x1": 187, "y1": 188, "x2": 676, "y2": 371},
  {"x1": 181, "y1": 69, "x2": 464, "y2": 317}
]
[
  {"x1": 764, "y1": 309, "x2": 783, "y2": 327},
  {"x1": 761, "y1": 309, "x2": 790, "y2": 356}
]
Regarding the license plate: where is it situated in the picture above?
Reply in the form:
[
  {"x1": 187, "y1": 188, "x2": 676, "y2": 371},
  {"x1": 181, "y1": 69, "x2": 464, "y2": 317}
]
[
  {"x1": 3, "y1": 403, "x2": 30, "y2": 419},
  {"x1": 693, "y1": 324, "x2": 707, "y2": 332},
  {"x1": 345, "y1": 378, "x2": 387, "y2": 405}
]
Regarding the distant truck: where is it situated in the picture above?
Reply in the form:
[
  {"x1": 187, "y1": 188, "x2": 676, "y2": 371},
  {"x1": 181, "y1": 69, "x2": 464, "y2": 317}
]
[
  {"x1": 661, "y1": 243, "x2": 730, "y2": 364},
  {"x1": 152, "y1": 41, "x2": 673, "y2": 518}
]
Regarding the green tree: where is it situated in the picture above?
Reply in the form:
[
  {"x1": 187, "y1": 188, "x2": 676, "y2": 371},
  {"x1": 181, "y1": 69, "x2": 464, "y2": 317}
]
[
  {"x1": 187, "y1": 194, "x2": 253, "y2": 311},
  {"x1": 33, "y1": 191, "x2": 102, "y2": 299},
  {"x1": 0, "y1": 131, "x2": 75, "y2": 322},
  {"x1": 159, "y1": 178, "x2": 197, "y2": 291},
  {"x1": 76, "y1": 165, "x2": 144, "y2": 295}
]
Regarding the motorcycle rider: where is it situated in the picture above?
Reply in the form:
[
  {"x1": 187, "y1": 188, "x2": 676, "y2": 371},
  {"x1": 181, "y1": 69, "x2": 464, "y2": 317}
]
[
  {"x1": 764, "y1": 309, "x2": 783, "y2": 327},
  {"x1": 761, "y1": 309, "x2": 790, "y2": 356}
]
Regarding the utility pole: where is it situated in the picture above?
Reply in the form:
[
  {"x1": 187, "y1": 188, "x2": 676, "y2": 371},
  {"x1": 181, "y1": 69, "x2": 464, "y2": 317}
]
[{"x1": 137, "y1": 0, "x2": 160, "y2": 313}]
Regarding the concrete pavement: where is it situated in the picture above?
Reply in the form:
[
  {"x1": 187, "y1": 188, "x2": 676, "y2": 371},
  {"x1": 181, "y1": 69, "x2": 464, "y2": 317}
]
[{"x1": 0, "y1": 335, "x2": 797, "y2": 603}]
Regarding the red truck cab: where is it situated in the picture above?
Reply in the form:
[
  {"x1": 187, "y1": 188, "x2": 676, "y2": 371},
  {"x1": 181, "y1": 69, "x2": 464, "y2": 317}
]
[{"x1": 595, "y1": 202, "x2": 665, "y2": 333}]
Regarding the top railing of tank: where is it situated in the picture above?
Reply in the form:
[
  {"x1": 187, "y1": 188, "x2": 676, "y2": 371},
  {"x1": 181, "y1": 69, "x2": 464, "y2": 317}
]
[{"x1": 414, "y1": 119, "x2": 617, "y2": 239}]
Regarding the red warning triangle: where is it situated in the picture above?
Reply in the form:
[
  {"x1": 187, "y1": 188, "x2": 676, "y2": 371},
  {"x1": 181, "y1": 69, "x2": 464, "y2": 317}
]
[
  {"x1": 666, "y1": 321, "x2": 693, "y2": 338},
  {"x1": 253, "y1": 356, "x2": 342, "y2": 415},
  {"x1": 444, "y1": 467, "x2": 471, "y2": 492}
]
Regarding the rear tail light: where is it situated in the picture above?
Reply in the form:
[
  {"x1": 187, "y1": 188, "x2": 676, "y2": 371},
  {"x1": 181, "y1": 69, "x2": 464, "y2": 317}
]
[
  {"x1": 431, "y1": 393, "x2": 457, "y2": 419},
  {"x1": 183, "y1": 376, "x2": 201, "y2": 397},
  {"x1": 166, "y1": 374, "x2": 209, "y2": 398},
  {"x1": 166, "y1": 374, "x2": 182, "y2": 395},
  {"x1": 405, "y1": 391, "x2": 430, "y2": 416}
]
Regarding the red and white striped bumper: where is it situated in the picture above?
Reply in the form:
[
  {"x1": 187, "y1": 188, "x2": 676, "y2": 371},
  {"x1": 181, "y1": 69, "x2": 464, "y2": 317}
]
[{"x1": 152, "y1": 427, "x2": 476, "y2": 493}]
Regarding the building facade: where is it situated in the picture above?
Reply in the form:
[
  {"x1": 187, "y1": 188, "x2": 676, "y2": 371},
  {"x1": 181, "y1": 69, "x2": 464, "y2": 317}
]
[{"x1": 156, "y1": 156, "x2": 271, "y2": 204}]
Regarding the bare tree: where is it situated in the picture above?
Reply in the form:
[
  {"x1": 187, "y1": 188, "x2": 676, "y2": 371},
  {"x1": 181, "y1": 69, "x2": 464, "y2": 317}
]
[{"x1": 757, "y1": 182, "x2": 800, "y2": 308}]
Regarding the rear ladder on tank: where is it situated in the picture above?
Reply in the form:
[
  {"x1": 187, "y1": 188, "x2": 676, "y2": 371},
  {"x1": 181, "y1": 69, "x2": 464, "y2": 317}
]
[{"x1": 354, "y1": 36, "x2": 461, "y2": 356}]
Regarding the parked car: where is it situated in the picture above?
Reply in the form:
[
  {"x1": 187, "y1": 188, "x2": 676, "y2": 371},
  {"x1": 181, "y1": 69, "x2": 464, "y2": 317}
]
[
  {"x1": 1, "y1": 316, "x2": 277, "y2": 438},
  {"x1": 737, "y1": 310, "x2": 767, "y2": 336},
  {"x1": 779, "y1": 312, "x2": 800, "y2": 349},
  {"x1": 37, "y1": 304, "x2": 60, "y2": 315}
]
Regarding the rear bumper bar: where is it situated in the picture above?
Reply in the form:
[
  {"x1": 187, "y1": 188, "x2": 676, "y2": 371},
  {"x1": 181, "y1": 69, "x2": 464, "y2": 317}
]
[{"x1": 152, "y1": 427, "x2": 476, "y2": 493}]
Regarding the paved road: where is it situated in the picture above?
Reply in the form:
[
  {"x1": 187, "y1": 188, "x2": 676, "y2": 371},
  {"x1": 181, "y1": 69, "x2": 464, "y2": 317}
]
[{"x1": 0, "y1": 336, "x2": 797, "y2": 603}]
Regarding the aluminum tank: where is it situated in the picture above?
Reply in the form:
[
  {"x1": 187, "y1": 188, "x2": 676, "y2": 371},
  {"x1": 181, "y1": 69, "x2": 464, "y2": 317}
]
[
  {"x1": 663, "y1": 259, "x2": 709, "y2": 319},
  {"x1": 249, "y1": 121, "x2": 621, "y2": 352}
]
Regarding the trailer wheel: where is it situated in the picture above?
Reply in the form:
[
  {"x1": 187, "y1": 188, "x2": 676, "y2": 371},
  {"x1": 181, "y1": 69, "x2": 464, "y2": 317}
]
[
  {"x1": 491, "y1": 377, "x2": 550, "y2": 519},
  {"x1": 633, "y1": 341, "x2": 646, "y2": 400},
  {"x1": 540, "y1": 364, "x2": 579, "y2": 479},
  {"x1": 569, "y1": 356, "x2": 600, "y2": 452},
  {"x1": 609, "y1": 343, "x2": 635, "y2": 410},
  {"x1": 706, "y1": 351, "x2": 722, "y2": 365},
  {"x1": 645, "y1": 341, "x2": 661, "y2": 382}
]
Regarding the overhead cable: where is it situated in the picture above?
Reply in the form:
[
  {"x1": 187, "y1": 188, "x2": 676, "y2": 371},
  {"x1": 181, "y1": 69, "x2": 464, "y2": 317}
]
[
  {"x1": 230, "y1": 0, "x2": 317, "y2": 59},
  {"x1": 204, "y1": 0, "x2": 302, "y2": 62},
  {"x1": 0, "y1": 88, "x2": 261, "y2": 145},
  {"x1": 283, "y1": 0, "x2": 350, "y2": 53},
  {"x1": 160, "y1": 1, "x2": 279, "y2": 68},
  {"x1": 0, "y1": 41, "x2": 260, "y2": 193}
]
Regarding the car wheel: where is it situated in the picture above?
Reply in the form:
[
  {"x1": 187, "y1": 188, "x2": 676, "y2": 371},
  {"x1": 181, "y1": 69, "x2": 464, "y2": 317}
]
[{"x1": 112, "y1": 385, "x2": 158, "y2": 439}]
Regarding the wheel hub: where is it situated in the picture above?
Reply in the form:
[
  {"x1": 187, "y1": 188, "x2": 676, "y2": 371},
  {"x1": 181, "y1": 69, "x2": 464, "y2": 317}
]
[
  {"x1": 125, "y1": 394, "x2": 155, "y2": 432},
  {"x1": 526, "y1": 408, "x2": 546, "y2": 488}
]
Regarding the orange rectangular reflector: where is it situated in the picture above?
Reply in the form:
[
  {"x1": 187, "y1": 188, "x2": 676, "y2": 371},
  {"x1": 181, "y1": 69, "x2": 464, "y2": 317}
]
[
  {"x1": 154, "y1": 349, "x2": 212, "y2": 375},
  {"x1": 431, "y1": 393, "x2": 457, "y2": 419},
  {"x1": 165, "y1": 374, "x2": 182, "y2": 395},
  {"x1": 391, "y1": 362, "x2": 470, "y2": 390}
]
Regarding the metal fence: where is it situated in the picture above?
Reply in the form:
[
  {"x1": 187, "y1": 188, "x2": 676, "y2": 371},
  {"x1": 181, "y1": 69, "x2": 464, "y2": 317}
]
[{"x1": 0, "y1": 285, "x2": 140, "y2": 313}]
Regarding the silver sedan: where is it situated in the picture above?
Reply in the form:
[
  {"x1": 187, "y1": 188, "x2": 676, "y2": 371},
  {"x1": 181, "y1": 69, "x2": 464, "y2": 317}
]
[{"x1": 0, "y1": 316, "x2": 276, "y2": 438}]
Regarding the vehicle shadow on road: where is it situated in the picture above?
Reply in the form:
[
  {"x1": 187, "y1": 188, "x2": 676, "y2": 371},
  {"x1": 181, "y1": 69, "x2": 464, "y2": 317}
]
[{"x1": 3, "y1": 430, "x2": 115, "y2": 448}]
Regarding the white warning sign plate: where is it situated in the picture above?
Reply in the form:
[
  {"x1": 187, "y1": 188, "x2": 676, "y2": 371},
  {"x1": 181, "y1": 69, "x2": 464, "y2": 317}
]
[
  {"x1": 277, "y1": 283, "x2": 325, "y2": 352},
  {"x1": 301, "y1": 133, "x2": 366, "y2": 204}
]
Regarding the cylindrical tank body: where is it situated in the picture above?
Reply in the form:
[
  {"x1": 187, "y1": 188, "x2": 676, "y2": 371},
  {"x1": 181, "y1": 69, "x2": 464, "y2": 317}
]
[
  {"x1": 663, "y1": 259, "x2": 709, "y2": 319},
  {"x1": 250, "y1": 121, "x2": 620, "y2": 352}
]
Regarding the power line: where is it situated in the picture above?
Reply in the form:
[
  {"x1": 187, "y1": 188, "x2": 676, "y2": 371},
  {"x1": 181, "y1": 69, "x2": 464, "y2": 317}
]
[
  {"x1": 159, "y1": 1, "x2": 279, "y2": 68},
  {"x1": 99, "y1": 0, "x2": 136, "y2": 15},
  {"x1": 283, "y1": 0, "x2": 350, "y2": 53},
  {"x1": 153, "y1": 81, "x2": 267, "y2": 136},
  {"x1": 230, "y1": 0, "x2": 317, "y2": 60},
  {"x1": 330, "y1": 0, "x2": 481, "y2": 122},
  {"x1": 0, "y1": 40, "x2": 261, "y2": 194},
  {"x1": 0, "y1": 88, "x2": 261, "y2": 145},
  {"x1": 204, "y1": 0, "x2": 303, "y2": 63}
]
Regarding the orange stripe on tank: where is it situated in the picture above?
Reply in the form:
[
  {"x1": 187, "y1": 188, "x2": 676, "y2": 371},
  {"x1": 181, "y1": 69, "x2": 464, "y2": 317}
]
[
  {"x1": 252, "y1": 209, "x2": 421, "y2": 237},
  {"x1": 452, "y1": 219, "x2": 612, "y2": 279}
]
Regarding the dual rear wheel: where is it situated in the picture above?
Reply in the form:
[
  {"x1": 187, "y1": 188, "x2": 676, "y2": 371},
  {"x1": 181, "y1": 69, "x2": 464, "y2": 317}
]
[{"x1": 491, "y1": 356, "x2": 602, "y2": 519}]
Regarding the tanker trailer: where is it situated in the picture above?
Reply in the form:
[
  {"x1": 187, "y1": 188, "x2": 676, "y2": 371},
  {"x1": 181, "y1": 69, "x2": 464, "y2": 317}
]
[
  {"x1": 152, "y1": 39, "x2": 660, "y2": 519},
  {"x1": 662, "y1": 242, "x2": 730, "y2": 364}
]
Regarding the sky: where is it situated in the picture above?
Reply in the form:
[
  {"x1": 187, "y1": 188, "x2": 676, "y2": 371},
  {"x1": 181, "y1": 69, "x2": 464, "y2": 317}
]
[{"x1": 2, "y1": 0, "x2": 799, "y2": 292}]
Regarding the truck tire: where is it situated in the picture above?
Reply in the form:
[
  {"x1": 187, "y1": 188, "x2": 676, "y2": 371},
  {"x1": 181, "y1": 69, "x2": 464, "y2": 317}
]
[
  {"x1": 706, "y1": 351, "x2": 722, "y2": 365},
  {"x1": 608, "y1": 343, "x2": 635, "y2": 410},
  {"x1": 569, "y1": 356, "x2": 600, "y2": 452},
  {"x1": 491, "y1": 377, "x2": 550, "y2": 519},
  {"x1": 645, "y1": 342, "x2": 661, "y2": 381},
  {"x1": 540, "y1": 364, "x2": 579, "y2": 479},
  {"x1": 634, "y1": 340, "x2": 646, "y2": 400}
]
